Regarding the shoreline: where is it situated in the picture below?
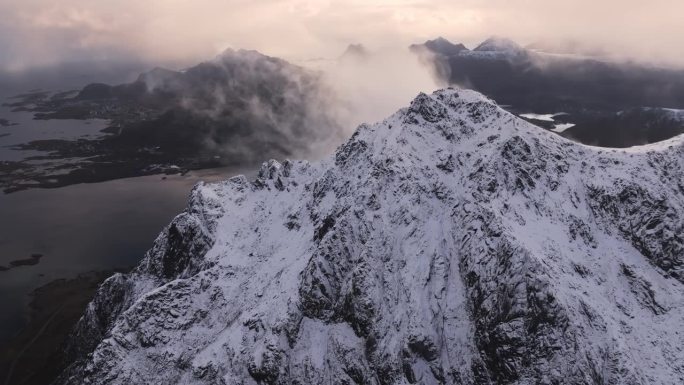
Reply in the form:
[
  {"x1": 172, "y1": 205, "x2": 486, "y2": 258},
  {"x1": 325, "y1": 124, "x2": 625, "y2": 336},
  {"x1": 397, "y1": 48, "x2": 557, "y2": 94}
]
[{"x1": 0, "y1": 270, "x2": 125, "y2": 385}]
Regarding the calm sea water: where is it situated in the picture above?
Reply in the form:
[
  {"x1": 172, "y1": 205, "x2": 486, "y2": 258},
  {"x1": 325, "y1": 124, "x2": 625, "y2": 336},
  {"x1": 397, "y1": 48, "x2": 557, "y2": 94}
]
[
  {"x1": 0, "y1": 167, "x2": 249, "y2": 345},
  {"x1": 0, "y1": 74, "x2": 254, "y2": 345}
]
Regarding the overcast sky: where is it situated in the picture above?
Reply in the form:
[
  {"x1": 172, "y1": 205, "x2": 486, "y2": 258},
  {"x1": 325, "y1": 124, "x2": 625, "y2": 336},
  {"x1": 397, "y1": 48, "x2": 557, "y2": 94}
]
[{"x1": 1, "y1": 0, "x2": 683, "y2": 71}]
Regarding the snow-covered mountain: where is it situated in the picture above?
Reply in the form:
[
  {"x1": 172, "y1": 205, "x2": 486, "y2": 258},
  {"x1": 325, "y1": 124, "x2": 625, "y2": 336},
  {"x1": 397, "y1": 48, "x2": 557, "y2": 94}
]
[
  {"x1": 410, "y1": 36, "x2": 527, "y2": 61},
  {"x1": 468, "y1": 37, "x2": 528, "y2": 60},
  {"x1": 410, "y1": 37, "x2": 684, "y2": 148},
  {"x1": 56, "y1": 89, "x2": 684, "y2": 384}
]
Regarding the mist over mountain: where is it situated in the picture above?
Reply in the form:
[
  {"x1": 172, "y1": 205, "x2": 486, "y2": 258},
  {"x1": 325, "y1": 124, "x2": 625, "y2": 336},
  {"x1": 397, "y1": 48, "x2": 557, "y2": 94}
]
[
  {"x1": 339, "y1": 44, "x2": 370, "y2": 62},
  {"x1": 5, "y1": 37, "x2": 684, "y2": 195},
  {"x1": 1, "y1": 49, "x2": 346, "y2": 192},
  {"x1": 60, "y1": 48, "x2": 344, "y2": 160}
]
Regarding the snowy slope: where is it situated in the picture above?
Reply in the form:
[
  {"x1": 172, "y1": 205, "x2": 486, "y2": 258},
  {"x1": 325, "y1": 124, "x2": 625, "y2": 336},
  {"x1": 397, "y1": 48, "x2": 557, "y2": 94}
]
[
  {"x1": 57, "y1": 89, "x2": 684, "y2": 385},
  {"x1": 463, "y1": 37, "x2": 528, "y2": 60}
]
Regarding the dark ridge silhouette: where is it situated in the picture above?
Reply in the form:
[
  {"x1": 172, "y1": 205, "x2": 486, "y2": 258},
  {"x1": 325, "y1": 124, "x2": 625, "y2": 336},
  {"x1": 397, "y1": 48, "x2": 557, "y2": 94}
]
[
  {"x1": 2, "y1": 49, "x2": 344, "y2": 193},
  {"x1": 411, "y1": 37, "x2": 684, "y2": 147}
]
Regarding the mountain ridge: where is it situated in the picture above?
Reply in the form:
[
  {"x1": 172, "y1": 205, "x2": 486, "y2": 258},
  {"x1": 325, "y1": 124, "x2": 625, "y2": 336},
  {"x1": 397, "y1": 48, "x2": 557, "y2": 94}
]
[
  {"x1": 56, "y1": 88, "x2": 684, "y2": 384},
  {"x1": 2, "y1": 49, "x2": 345, "y2": 193},
  {"x1": 409, "y1": 37, "x2": 684, "y2": 148}
]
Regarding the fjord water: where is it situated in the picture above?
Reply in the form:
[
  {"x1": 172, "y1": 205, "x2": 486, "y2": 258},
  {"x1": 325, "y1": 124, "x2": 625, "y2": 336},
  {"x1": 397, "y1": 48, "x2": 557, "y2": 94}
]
[
  {"x1": 0, "y1": 167, "x2": 248, "y2": 344},
  {"x1": 0, "y1": 77, "x2": 251, "y2": 345}
]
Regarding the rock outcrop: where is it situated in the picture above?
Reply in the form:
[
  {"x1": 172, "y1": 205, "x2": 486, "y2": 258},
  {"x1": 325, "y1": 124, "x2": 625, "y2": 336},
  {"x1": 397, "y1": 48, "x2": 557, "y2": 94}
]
[{"x1": 56, "y1": 89, "x2": 684, "y2": 384}]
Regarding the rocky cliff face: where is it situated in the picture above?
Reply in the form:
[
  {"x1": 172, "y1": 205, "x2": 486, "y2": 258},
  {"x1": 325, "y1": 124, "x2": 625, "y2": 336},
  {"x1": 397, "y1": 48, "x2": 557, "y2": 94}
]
[{"x1": 56, "y1": 89, "x2": 684, "y2": 384}]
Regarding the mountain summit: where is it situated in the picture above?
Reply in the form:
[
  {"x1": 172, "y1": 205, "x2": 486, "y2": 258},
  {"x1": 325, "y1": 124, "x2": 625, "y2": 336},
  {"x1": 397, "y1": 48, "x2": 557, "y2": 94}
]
[
  {"x1": 470, "y1": 37, "x2": 528, "y2": 60},
  {"x1": 340, "y1": 43, "x2": 370, "y2": 61},
  {"x1": 410, "y1": 37, "x2": 469, "y2": 56},
  {"x1": 57, "y1": 89, "x2": 684, "y2": 384},
  {"x1": 473, "y1": 37, "x2": 524, "y2": 53}
]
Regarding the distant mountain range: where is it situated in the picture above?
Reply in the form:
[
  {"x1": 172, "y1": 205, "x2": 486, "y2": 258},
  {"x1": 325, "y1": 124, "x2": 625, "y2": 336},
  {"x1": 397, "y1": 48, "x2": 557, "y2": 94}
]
[
  {"x1": 3, "y1": 38, "x2": 684, "y2": 194},
  {"x1": 1, "y1": 49, "x2": 345, "y2": 192},
  {"x1": 411, "y1": 37, "x2": 684, "y2": 147}
]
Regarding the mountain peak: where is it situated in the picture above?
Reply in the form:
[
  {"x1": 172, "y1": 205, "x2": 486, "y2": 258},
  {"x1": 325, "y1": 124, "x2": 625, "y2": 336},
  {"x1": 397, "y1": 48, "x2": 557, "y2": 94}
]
[
  {"x1": 404, "y1": 88, "x2": 498, "y2": 125},
  {"x1": 340, "y1": 43, "x2": 370, "y2": 61},
  {"x1": 410, "y1": 37, "x2": 468, "y2": 56},
  {"x1": 213, "y1": 48, "x2": 286, "y2": 66},
  {"x1": 474, "y1": 36, "x2": 525, "y2": 54},
  {"x1": 56, "y1": 88, "x2": 684, "y2": 385},
  {"x1": 136, "y1": 67, "x2": 179, "y2": 88}
]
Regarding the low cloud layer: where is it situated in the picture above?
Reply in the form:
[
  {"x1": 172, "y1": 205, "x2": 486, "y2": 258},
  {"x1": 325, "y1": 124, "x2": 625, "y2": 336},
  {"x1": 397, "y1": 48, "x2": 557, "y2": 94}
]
[
  {"x1": 1, "y1": 0, "x2": 684, "y2": 71},
  {"x1": 316, "y1": 48, "x2": 444, "y2": 129}
]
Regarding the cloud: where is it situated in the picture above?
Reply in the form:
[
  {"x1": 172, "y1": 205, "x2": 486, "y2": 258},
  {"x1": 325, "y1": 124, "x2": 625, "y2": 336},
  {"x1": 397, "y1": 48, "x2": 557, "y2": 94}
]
[
  {"x1": 317, "y1": 47, "x2": 444, "y2": 129},
  {"x1": 1, "y1": 0, "x2": 684, "y2": 71}
]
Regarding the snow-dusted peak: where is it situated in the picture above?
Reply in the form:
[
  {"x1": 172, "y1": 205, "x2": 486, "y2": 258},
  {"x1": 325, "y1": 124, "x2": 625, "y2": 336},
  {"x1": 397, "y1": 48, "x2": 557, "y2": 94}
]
[
  {"x1": 355, "y1": 88, "x2": 684, "y2": 156},
  {"x1": 58, "y1": 88, "x2": 684, "y2": 385},
  {"x1": 347, "y1": 88, "x2": 564, "y2": 158},
  {"x1": 462, "y1": 36, "x2": 528, "y2": 60},
  {"x1": 212, "y1": 48, "x2": 289, "y2": 67},
  {"x1": 474, "y1": 37, "x2": 523, "y2": 52},
  {"x1": 339, "y1": 43, "x2": 370, "y2": 61}
]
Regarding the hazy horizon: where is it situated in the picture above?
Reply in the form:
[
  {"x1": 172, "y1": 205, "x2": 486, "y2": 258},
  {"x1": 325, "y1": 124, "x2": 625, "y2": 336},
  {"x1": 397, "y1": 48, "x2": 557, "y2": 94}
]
[{"x1": 2, "y1": 0, "x2": 684, "y2": 73}]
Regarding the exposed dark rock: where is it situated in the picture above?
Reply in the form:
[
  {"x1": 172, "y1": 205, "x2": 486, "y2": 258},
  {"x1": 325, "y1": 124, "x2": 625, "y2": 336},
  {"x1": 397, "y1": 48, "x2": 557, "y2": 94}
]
[{"x1": 54, "y1": 89, "x2": 684, "y2": 385}]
